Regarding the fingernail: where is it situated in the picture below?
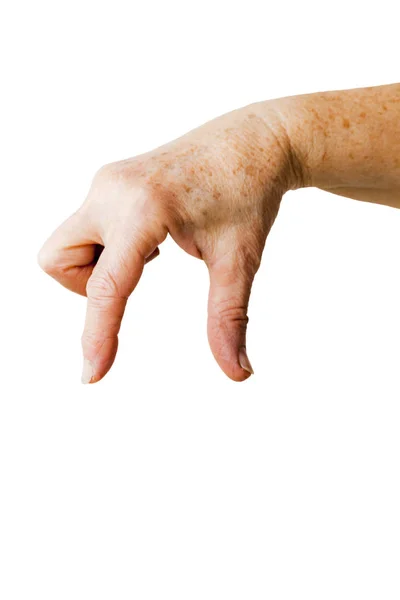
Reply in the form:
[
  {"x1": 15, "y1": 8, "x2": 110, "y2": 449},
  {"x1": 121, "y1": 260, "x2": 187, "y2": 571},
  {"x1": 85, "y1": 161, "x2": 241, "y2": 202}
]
[
  {"x1": 239, "y1": 347, "x2": 254, "y2": 375},
  {"x1": 81, "y1": 358, "x2": 94, "y2": 384}
]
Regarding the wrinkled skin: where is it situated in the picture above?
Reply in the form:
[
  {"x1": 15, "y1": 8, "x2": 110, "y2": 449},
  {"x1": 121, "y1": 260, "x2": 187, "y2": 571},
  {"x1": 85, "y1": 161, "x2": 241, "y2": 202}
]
[{"x1": 38, "y1": 104, "x2": 302, "y2": 384}]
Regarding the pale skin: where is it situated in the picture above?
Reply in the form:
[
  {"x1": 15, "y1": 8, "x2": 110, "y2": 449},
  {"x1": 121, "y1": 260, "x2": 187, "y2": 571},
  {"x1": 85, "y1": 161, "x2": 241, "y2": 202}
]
[{"x1": 37, "y1": 83, "x2": 400, "y2": 384}]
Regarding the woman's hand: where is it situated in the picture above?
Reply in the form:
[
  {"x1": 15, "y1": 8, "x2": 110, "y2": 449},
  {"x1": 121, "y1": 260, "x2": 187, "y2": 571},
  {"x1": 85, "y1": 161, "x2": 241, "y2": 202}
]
[{"x1": 38, "y1": 103, "x2": 303, "y2": 384}]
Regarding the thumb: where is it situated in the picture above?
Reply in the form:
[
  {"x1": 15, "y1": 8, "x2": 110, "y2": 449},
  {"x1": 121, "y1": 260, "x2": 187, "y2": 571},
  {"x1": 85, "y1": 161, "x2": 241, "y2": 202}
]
[
  {"x1": 81, "y1": 237, "x2": 147, "y2": 384},
  {"x1": 206, "y1": 247, "x2": 258, "y2": 382}
]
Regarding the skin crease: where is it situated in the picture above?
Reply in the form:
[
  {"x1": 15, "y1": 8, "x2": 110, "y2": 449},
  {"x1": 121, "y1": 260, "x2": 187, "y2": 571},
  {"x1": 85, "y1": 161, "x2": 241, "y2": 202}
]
[{"x1": 38, "y1": 83, "x2": 400, "y2": 384}]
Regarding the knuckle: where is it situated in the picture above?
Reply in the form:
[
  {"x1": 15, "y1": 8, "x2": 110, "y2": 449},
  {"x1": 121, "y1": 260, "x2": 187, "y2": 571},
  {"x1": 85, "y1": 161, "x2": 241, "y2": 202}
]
[
  {"x1": 86, "y1": 271, "x2": 122, "y2": 301},
  {"x1": 93, "y1": 162, "x2": 118, "y2": 184},
  {"x1": 217, "y1": 303, "x2": 249, "y2": 325},
  {"x1": 81, "y1": 329, "x2": 114, "y2": 354},
  {"x1": 37, "y1": 245, "x2": 58, "y2": 275},
  {"x1": 90, "y1": 162, "x2": 127, "y2": 194},
  {"x1": 93, "y1": 161, "x2": 166, "y2": 213},
  {"x1": 81, "y1": 328, "x2": 100, "y2": 349},
  {"x1": 94, "y1": 160, "x2": 144, "y2": 189},
  {"x1": 90, "y1": 159, "x2": 172, "y2": 246},
  {"x1": 209, "y1": 294, "x2": 249, "y2": 329}
]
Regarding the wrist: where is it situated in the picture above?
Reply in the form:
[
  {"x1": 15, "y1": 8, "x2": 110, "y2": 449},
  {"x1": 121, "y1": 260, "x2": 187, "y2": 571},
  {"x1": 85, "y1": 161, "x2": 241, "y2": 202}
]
[
  {"x1": 242, "y1": 100, "x2": 308, "y2": 193},
  {"x1": 272, "y1": 84, "x2": 400, "y2": 199},
  {"x1": 267, "y1": 94, "x2": 324, "y2": 191}
]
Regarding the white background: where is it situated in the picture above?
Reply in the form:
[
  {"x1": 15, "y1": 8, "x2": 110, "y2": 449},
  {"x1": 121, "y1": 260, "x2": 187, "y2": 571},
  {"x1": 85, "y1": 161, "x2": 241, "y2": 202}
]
[{"x1": 1, "y1": 1, "x2": 400, "y2": 598}]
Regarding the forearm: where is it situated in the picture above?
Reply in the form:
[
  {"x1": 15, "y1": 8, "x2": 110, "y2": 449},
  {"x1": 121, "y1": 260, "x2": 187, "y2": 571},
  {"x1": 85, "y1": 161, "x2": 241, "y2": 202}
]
[{"x1": 272, "y1": 83, "x2": 400, "y2": 208}]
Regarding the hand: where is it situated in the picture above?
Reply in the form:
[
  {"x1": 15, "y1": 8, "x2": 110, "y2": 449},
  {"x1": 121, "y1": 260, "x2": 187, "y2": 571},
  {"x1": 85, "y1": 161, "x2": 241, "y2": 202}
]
[{"x1": 38, "y1": 103, "x2": 302, "y2": 384}]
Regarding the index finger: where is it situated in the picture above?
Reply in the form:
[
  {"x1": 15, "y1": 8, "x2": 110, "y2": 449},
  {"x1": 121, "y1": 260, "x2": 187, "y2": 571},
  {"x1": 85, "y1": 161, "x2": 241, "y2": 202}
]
[{"x1": 81, "y1": 236, "x2": 147, "y2": 384}]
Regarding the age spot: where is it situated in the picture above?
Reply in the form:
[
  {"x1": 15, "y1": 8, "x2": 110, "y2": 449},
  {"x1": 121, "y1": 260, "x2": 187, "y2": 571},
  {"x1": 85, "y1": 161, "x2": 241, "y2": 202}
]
[
  {"x1": 245, "y1": 165, "x2": 256, "y2": 176},
  {"x1": 342, "y1": 118, "x2": 350, "y2": 129}
]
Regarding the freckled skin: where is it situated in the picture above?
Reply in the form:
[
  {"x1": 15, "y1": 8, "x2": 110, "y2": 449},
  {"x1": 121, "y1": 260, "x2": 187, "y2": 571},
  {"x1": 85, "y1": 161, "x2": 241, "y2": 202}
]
[
  {"x1": 274, "y1": 83, "x2": 400, "y2": 207},
  {"x1": 38, "y1": 83, "x2": 400, "y2": 385}
]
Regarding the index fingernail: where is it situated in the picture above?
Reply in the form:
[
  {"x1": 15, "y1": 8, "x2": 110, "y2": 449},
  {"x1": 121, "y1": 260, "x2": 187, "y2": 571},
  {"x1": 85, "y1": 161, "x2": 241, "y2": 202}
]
[{"x1": 81, "y1": 358, "x2": 94, "y2": 384}]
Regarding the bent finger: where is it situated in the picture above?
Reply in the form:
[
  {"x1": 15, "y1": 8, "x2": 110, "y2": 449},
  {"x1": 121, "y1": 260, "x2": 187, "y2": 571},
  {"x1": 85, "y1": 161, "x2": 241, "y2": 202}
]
[
  {"x1": 81, "y1": 235, "x2": 155, "y2": 384},
  {"x1": 37, "y1": 210, "x2": 102, "y2": 296}
]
